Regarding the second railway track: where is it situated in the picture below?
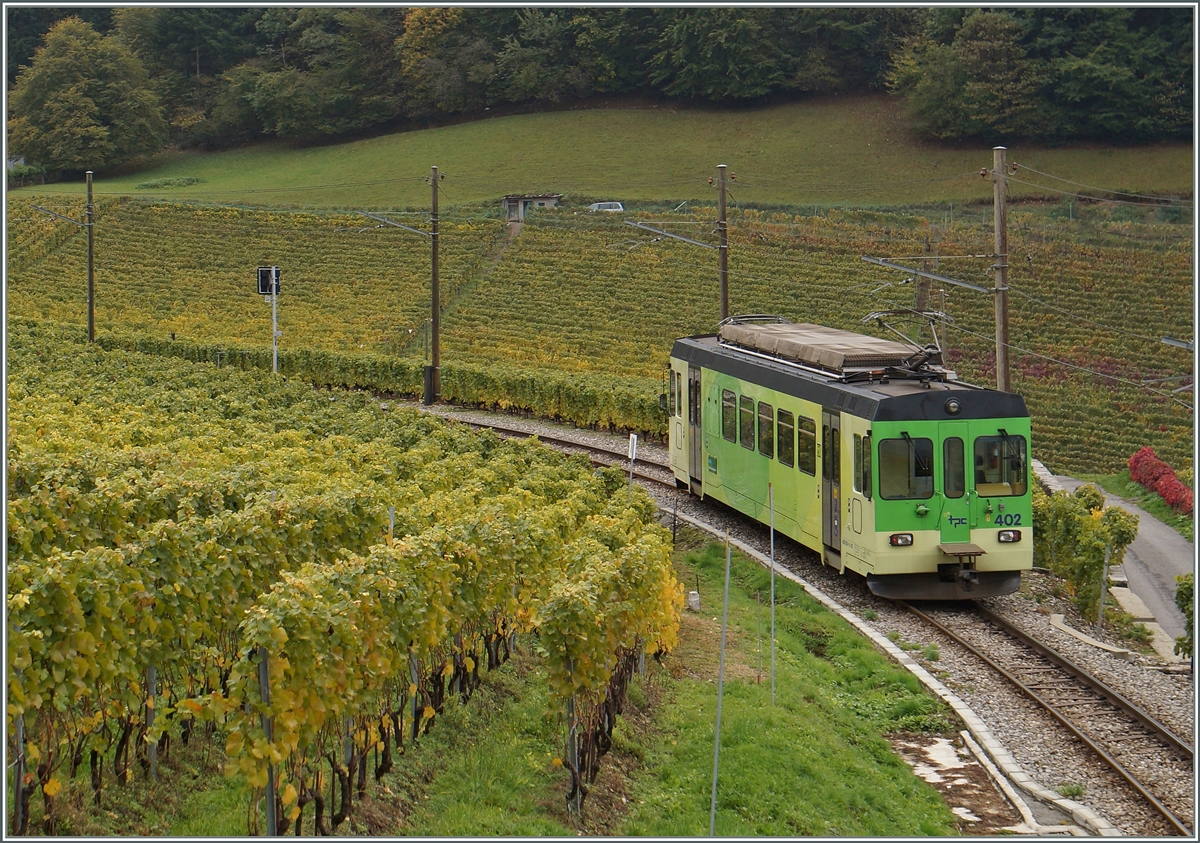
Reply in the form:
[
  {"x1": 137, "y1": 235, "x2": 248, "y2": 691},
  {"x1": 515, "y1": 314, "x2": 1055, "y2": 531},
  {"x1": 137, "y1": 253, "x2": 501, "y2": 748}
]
[{"x1": 901, "y1": 601, "x2": 1194, "y2": 836}]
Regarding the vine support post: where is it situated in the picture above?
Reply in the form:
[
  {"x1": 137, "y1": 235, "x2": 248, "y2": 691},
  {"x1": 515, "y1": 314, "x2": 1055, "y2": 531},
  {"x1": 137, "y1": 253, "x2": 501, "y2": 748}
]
[
  {"x1": 409, "y1": 653, "x2": 420, "y2": 741},
  {"x1": 566, "y1": 692, "x2": 581, "y2": 817},
  {"x1": 12, "y1": 621, "x2": 26, "y2": 836},
  {"x1": 147, "y1": 664, "x2": 158, "y2": 780},
  {"x1": 13, "y1": 711, "x2": 25, "y2": 835},
  {"x1": 1096, "y1": 543, "x2": 1112, "y2": 633},
  {"x1": 509, "y1": 583, "x2": 518, "y2": 653},
  {"x1": 258, "y1": 648, "x2": 278, "y2": 837}
]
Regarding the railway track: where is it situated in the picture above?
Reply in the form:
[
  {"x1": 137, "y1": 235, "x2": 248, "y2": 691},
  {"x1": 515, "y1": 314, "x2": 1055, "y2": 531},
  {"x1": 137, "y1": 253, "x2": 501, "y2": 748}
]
[
  {"x1": 454, "y1": 417, "x2": 681, "y2": 491},
  {"x1": 901, "y1": 601, "x2": 1194, "y2": 836},
  {"x1": 441, "y1": 410, "x2": 1195, "y2": 835}
]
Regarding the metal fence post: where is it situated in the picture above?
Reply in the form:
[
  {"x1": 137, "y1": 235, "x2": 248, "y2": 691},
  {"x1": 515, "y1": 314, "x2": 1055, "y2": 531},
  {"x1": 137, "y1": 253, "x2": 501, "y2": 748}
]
[{"x1": 709, "y1": 536, "x2": 732, "y2": 836}]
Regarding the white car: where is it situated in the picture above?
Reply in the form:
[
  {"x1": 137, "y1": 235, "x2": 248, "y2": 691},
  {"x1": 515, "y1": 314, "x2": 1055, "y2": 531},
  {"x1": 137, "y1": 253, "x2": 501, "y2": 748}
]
[{"x1": 587, "y1": 201, "x2": 624, "y2": 212}]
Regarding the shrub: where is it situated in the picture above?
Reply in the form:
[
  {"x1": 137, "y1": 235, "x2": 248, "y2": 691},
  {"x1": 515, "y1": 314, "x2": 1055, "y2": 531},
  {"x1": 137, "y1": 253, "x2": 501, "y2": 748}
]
[
  {"x1": 1175, "y1": 574, "x2": 1194, "y2": 659},
  {"x1": 1128, "y1": 447, "x2": 1193, "y2": 516}
]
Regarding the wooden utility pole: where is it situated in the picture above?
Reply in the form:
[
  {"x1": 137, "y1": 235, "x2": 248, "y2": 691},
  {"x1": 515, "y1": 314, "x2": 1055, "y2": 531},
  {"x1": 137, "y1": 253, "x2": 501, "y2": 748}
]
[
  {"x1": 427, "y1": 165, "x2": 441, "y2": 403},
  {"x1": 86, "y1": 170, "x2": 95, "y2": 343},
  {"x1": 717, "y1": 164, "x2": 729, "y2": 322},
  {"x1": 991, "y1": 147, "x2": 1011, "y2": 392}
]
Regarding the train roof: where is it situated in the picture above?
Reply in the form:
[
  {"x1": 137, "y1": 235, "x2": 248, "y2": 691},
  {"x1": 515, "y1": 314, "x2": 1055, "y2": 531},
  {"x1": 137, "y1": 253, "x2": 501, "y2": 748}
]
[
  {"x1": 672, "y1": 327, "x2": 1028, "y2": 423},
  {"x1": 720, "y1": 321, "x2": 925, "y2": 373}
]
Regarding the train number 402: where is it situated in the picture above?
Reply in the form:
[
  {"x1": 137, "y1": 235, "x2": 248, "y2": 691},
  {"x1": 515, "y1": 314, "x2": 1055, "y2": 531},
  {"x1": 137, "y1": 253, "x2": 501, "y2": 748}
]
[{"x1": 996, "y1": 513, "x2": 1022, "y2": 527}]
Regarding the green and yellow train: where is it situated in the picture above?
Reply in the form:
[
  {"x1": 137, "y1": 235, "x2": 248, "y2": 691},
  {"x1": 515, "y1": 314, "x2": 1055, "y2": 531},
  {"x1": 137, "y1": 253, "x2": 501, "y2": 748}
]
[{"x1": 667, "y1": 316, "x2": 1032, "y2": 599}]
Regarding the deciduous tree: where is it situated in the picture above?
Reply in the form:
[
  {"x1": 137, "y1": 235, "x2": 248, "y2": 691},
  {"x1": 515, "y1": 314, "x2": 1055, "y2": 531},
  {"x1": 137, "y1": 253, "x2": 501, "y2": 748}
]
[{"x1": 8, "y1": 17, "x2": 167, "y2": 172}]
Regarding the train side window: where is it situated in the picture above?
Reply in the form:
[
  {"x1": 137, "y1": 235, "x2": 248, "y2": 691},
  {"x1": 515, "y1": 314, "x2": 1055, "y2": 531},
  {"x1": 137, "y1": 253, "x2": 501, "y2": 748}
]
[
  {"x1": 777, "y1": 410, "x2": 794, "y2": 467},
  {"x1": 758, "y1": 402, "x2": 774, "y2": 458},
  {"x1": 677, "y1": 374, "x2": 684, "y2": 419},
  {"x1": 853, "y1": 433, "x2": 872, "y2": 499},
  {"x1": 853, "y1": 435, "x2": 863, "y2": 492},
  {"x1": 944, "y1": 437, "x2": 965, "y2": 498},
  {"x1": 739, "y1": 395, "x2": 755, "y2": 450},
  {"x1": 721, "y1": 390, "x2": 736, "y2": 442},
  {"x1": 863, "y1": 433, "x2": 872, "y2": 500},
  {"x1": 878, "y1": 437, "x2": 934, "y2": 500},
  {"x1": 973, "y1": 434, "x2": 1027, "y2": 496},
  {"x1": 669, "y1": 371, "x2": 677, "y2": 417},
  {"x1": 797, "y1": 416, "x2": 816, "y2": 475},
  {"x1": 822, "y1": 425, "x2": 832, "y2": 480}
]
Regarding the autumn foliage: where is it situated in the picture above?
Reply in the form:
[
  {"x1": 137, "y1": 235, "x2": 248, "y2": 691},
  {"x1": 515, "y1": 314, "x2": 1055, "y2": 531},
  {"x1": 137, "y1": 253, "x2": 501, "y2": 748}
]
[{"x1": 1128, "y1": 446, "x2": 1193, "y2": 516}]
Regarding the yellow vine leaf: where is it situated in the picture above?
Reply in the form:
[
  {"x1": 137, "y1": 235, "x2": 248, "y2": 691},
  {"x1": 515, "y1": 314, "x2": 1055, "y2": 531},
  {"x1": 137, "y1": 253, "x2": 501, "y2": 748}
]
[{"x1": 42, "y1": 777, "x2": 62, "y2": 797}]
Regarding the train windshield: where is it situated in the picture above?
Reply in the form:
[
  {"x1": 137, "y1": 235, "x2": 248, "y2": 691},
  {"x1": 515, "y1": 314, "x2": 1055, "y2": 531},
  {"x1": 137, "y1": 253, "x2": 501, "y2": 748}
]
[
  {"x1": 878, "y1": 436, "x2": 934, "y2": 499},
  {"x1": 974, "y1": 434, "x2": 1027, "y2": 496}
]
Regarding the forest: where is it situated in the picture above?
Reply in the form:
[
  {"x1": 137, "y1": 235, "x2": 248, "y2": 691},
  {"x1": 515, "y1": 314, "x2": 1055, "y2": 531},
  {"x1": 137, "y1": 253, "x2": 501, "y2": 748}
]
[{"x1": 6, "y1": 6, "x2": 1194, "y2": 175}]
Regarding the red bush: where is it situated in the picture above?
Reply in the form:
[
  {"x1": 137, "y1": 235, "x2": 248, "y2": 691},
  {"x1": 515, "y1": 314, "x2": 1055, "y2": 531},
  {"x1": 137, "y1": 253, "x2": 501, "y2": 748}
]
[{"x1": 1128, "y1": 447, "x2": 1193, "y2": 516}]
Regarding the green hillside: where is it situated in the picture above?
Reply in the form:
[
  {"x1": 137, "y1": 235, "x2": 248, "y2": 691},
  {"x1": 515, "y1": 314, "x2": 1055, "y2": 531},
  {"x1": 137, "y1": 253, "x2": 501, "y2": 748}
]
[
  {"x1": 10, "y1": 96, "x2": 1193, "y2": 208},
  {"x1": 6, "y1": 98, "x2": 1194, "y2": 475}
]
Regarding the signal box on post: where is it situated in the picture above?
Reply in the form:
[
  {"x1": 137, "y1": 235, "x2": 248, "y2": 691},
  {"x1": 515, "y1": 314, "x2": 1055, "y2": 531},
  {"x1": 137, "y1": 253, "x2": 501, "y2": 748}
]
[{"x1": 257, "y1": 266, "x2": 280, "y2": 295}]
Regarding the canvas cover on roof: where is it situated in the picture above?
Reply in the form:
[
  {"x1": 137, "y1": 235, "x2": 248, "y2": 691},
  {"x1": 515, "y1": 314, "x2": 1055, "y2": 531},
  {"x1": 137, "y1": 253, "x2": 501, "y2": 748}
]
[{"x1": 718, "y1": 322, "x2": 916, "y2": 371}]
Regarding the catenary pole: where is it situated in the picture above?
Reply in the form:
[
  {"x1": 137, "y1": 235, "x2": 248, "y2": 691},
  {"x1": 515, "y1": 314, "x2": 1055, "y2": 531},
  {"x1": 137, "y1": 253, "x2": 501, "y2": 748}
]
[
  {"x1": 430, "y1": 165, "x2": 441, "y2": 402},
  {"x1": 992, "y1": 147, "x2": 1011, "y2": 392},
  {"x1": 769, "y1": 483, "x2": 776, "y2": 705},
  {"x1": 717, "y1": 165, "x2": 729, "y2": 322},
  {"x1": 86, "y1": 170, "x2": 95, "y2": 342}
]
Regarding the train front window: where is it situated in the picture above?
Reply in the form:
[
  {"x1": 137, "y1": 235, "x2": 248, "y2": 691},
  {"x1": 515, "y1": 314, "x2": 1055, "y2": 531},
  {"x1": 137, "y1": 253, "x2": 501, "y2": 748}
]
[
  {"x1": 739, "y1": 395, "x2": 755, "y2": 450},
  {"x1": 879, "y1": 436, "x2": 934, "y2": 500},
  {"x1": 777, "y1": 410, "x2": 794, "y2": 467},
  {"x1": 974, "y1": 434, "x2": 1027, "y2": 496},
  {"x1": 721, "y1": 390, "x2": 736, "y2": 441},
  {"x1": 944, "y1": 437, "x2": 965, "y2": 498},
  {"x1": 758, "y1": 402, "x2": 774, "y2": 458}
]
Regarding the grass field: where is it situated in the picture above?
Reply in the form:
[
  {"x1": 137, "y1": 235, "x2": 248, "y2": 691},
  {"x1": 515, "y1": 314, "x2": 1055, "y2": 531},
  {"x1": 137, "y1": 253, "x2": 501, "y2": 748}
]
[
  {"x1": 9, "y1": 95, "x2": 1193, "y2": 208},
  {"x1": 6, "y1": 94, "x2": 1194, "y2": 475}
]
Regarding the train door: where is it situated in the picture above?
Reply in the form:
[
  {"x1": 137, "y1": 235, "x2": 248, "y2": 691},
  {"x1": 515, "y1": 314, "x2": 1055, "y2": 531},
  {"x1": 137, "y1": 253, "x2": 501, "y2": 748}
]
[
  {"x1": 822, "y1": 411, "x2": 841, "y2": 559},
  {"x1": 688, "y1": 365, "x2": 703, "y2": 494},
  {"x1": 940, "y1": 422, "x2": 971, "y2": 543}
]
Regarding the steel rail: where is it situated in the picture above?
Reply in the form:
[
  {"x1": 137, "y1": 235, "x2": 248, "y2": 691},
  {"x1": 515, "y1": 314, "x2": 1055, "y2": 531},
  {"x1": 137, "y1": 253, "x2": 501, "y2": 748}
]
[
  {"x1": 975, "y1": 606, "x2": 1193, "y2": 761},
  {"x1": 901, "y1": 601, "x2": 1192, "y2": 837},
  {"x1": 450, "y1": 419, "x2": 678, "y2": 489}
]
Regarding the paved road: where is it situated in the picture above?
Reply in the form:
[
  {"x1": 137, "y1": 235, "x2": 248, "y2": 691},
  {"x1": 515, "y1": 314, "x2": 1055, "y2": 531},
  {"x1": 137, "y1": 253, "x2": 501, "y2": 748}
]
[{"x1": 1055, "y1": 476, "x2": 1194, "y2": 640}]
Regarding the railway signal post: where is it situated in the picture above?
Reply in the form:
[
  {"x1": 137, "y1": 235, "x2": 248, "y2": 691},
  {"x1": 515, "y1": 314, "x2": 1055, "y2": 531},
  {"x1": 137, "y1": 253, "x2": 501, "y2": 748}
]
[{"x1": 257, "y1": 266, "x2": 281, "y2": 373}]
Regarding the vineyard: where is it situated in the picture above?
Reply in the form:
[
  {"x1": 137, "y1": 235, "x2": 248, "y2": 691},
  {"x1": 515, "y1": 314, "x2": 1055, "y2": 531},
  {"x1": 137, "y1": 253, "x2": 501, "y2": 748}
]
[
  {"x1": 5, "y1": 193, "x2": 1193, "y2": 474},
  {"x1": 6, "y1": 321, "x2": 682, "y2": 834}
]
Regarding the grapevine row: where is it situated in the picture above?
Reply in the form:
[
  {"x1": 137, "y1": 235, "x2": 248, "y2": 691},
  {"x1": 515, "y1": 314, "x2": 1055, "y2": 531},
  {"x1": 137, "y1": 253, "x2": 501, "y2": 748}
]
[{"x1": 7, "y1": 325, "x2": 682, "y2": 832}]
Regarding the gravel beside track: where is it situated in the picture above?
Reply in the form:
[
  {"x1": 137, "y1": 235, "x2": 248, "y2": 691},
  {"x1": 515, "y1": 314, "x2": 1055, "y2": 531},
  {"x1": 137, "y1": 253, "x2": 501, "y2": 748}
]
[{"x1": 409, "y1": 403, "x2": 1196, "y2": 836}]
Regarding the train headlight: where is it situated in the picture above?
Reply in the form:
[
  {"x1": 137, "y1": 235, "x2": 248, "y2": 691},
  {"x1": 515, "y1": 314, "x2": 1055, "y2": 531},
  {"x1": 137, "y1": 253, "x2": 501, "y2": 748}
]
[
  {"x1": 998, "y1": 530, "x2": 1022, "y2": 543},
  {"x1": 889, "y1": 533, "x2": 914, "y2": 547},
  {"x1": 945, "y1": 398, "x2": 962, "y2": 415}
]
